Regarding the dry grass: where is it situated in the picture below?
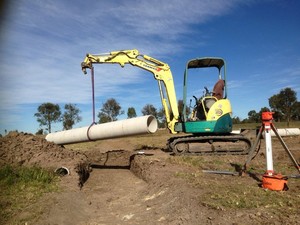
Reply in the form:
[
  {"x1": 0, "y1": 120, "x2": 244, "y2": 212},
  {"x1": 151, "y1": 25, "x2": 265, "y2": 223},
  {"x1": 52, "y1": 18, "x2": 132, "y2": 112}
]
[
  {"x1": 233, "y1": 121, "x2": 300, "y2": 129},
  {"x1": 0, "y1": 166, "x2": 59, "y2": 224},
  {"x1": 61, "y1": 127, "x2": 300, "y2": 217},
  {"x1": 169, "y1": 155, "x2": 300, "y2": 216}
]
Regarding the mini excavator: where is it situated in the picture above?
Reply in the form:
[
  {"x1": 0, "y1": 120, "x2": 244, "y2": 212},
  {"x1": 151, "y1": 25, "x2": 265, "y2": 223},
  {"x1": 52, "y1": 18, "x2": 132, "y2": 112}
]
[{"x1": 81, "y1": 49, "x2": 252, "y2": 155}]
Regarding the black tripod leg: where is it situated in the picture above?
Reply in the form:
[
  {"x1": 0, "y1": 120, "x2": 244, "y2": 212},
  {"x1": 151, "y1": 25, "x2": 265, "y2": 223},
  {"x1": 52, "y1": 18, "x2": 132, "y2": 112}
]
[
  {"x1": 243, "y1": 125, "x2": 264, "y2": 172},
  {"x1": 271, "y1": 124, "x2": 300, "y2": 174}
]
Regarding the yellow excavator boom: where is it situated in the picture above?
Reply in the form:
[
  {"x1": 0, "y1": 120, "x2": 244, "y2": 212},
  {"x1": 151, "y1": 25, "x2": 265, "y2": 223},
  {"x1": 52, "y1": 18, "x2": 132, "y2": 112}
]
[{"x1": 81, "y1": 49, "x2": 179, "y2": 133}]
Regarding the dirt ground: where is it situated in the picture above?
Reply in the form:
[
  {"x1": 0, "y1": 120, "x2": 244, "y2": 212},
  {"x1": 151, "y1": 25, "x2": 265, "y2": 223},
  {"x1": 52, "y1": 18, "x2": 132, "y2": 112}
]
[{"x1": 0, "y1": 131, "x2": 299, "y2": 225}]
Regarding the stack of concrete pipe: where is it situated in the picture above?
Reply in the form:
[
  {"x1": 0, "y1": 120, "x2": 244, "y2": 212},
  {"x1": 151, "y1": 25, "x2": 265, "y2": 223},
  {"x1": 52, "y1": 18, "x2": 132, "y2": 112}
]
[
  {"x1": 269, "y1": 128, "x2": 300, "y2": 136},
  {"x1": 232, "y1": 128, "x2": 300, "y2": 137},
  {"x1": 46, "y1": 115, "x2": 158, "y2": 145}
]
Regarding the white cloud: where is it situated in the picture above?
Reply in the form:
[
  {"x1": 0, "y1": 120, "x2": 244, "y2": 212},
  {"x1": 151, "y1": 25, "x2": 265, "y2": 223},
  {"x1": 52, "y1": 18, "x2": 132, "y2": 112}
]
[
  {"x1": 4, "y1": 0, "x2": 279, "y2": 133},
  {"x1": 1, "y1": 1, "x2": 240, "y2": 97}
]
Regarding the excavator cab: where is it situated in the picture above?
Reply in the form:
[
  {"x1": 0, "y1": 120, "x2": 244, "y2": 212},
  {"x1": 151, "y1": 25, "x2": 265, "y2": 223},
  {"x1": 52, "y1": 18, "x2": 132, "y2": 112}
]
[{"x1": 179, "y1": 57, "x2": 232, "y2": 134}]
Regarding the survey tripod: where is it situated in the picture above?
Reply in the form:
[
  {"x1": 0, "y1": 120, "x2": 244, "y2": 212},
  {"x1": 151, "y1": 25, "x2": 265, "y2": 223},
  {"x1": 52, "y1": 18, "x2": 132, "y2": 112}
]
[{"x1": 243, "y1": 112, "x2": 300, "y2": 176}]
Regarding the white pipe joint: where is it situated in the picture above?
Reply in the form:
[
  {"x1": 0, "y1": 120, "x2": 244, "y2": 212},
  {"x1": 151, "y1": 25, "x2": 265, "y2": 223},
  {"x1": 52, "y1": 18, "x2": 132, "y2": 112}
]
[{"x1": 46, "y1": 115, "x2": 158, "y2": 145}]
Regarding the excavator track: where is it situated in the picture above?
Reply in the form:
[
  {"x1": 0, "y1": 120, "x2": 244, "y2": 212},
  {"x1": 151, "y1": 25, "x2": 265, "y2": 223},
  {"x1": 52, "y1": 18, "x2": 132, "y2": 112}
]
[{"x1": 167, "y1": 134, "x2": 253, "y2": 155}]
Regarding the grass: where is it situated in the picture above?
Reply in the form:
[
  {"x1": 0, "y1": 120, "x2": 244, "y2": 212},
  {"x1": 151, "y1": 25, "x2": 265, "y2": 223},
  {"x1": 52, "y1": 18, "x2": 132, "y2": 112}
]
[
  {"x1": 169, "y1": 156, "x2": 206, "y2": 168},
  {"x1": 170, "y1": 155, "x2": 300, "y2": 216},
  {"x1": 200, "y1": 179, "x2": 294, "y2": 207},
  {"x1": 233, "y1": 121, "x2": 300, "y2": 129},
  {"x1": 0, "y1": 165, "x2": 59, "y2": 224},
  {"x1": 198, "y1": 179, "x2": 299, "y2": 217},
  {"x1": 60, "y1": 124, "x2": 300, "y2": 216}
]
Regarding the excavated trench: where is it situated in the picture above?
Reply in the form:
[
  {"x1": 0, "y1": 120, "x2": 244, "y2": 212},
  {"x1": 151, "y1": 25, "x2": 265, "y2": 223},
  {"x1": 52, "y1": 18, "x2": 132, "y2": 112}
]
[
  {"x1": 82, "y1": 149, "x2": 155, "y2": 186},
  {"x1": 34, "y1": 149, "x2": 176, "y2": 225},
  {"x1": 57, "y1": 149, "x2": 179, "y2": 225},
  {"x1": 59, "y1": 148, "x2": 220, "y2": 225}
]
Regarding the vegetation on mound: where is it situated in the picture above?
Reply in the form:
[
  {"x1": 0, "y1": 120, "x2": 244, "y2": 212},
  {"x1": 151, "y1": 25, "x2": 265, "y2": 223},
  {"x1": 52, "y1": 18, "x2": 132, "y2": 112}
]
[{"x1": 0, "y1": 165, "x2": 59, "y2": 224}]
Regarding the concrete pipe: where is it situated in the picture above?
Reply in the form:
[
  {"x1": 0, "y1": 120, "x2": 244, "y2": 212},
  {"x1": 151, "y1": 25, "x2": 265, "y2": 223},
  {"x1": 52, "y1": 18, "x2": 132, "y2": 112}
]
[
  {"x1": 55, "y1": 167, "x2": 70, "y2": 176},
  {"x1": 271, "y1": 128, "x2": 300, "y2": 137},
  {"x1": 46, "y1": 115, "x2": 158, "y2": 145},
  {"x1": 232, "y1": 128, "x2": 300, "y2": 137}
]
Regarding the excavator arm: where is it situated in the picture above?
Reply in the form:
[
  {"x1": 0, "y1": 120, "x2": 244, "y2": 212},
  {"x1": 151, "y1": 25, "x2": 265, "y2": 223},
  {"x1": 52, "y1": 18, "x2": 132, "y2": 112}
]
[{"x1": 81, "y1": 49, "x2": 179, "y2": 134}]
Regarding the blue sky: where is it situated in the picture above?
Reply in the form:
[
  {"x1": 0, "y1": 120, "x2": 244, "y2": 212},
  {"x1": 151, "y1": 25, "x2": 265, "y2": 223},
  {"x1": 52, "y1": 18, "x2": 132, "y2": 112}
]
[{"x1": 1, "y1": 0, "x2": 299, "y2": 135}]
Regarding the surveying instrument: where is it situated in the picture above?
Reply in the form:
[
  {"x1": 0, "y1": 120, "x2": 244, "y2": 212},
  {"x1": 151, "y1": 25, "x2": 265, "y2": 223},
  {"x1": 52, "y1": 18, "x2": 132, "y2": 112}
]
[{"x1": 243, "y1": 112, "x2": 300, "y2": 191}]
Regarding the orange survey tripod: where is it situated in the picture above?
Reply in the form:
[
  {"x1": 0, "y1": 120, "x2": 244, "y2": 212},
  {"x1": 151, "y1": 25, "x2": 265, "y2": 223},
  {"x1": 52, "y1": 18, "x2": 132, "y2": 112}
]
[{"x1": 243, "y1": 112, "x2": 300, "y2": 191}]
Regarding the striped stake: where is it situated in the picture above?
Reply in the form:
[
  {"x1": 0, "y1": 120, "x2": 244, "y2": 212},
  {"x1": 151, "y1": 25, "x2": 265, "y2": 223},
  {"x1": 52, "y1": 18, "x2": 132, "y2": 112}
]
[{"x1": 262, "y1": 112, "x2": 274, "y2": 175}]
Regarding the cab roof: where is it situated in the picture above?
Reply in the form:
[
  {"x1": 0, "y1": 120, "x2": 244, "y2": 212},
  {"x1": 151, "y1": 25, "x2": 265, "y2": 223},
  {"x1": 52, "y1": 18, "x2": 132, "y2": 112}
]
[{"x1": 187, "y1": 57, "x2": 225, "y2": 70}]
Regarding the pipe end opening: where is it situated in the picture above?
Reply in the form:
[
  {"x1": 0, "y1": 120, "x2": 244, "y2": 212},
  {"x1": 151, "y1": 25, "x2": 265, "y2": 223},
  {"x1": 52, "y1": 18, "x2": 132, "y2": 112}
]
[
  {"x1": 55, "y1": 167, "x2": 70, "y2": 176},
  {"x1": 147, "y1": 115, "x2": 158, "y2": 133}
]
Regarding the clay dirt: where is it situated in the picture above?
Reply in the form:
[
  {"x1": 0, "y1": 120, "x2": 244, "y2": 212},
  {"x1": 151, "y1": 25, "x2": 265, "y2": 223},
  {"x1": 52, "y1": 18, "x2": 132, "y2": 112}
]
[{"x1": 0, "y1": 130, "x2": 299, "y2": 225}]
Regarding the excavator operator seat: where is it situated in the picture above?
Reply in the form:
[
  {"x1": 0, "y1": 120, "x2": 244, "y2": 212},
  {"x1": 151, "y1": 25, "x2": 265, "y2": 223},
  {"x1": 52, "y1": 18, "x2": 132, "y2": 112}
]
[
  {"x1": 212, "y1": 79, "x2": 225, "y2": 100},
  {"x1": 193, "y1": 79, "x2": 225, "y2": 121}
]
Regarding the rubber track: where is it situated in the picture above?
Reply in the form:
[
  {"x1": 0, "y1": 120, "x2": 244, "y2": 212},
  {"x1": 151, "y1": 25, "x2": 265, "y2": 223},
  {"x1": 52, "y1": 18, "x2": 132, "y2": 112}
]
[{"x1": 168, "y1": 135, "x2": 252, "y2": 155}]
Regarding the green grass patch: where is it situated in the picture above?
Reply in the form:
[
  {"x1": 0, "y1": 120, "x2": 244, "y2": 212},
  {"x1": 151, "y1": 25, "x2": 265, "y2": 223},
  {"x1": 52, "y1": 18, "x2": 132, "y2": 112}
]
[
  {"x1": 173, "y1": 168, "x2": 299, "y2": 215},
  {"x1": 169, "y1": 156, "x2": 205, "y2": 168},
  {"x1": 0, "y1": 165, "x2": 59, "y2": 224},
  {"x1": 170, "y1": 155, "x2": 299, "y2": 215},
  {"x1": 200, "y1": 181, "x2": 298, "y2": 213}
]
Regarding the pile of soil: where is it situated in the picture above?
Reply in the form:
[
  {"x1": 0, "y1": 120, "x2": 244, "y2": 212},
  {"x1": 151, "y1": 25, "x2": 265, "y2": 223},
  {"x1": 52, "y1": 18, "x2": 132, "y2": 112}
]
[
  {"x1": 0, "y1": 132, "x2": 89, "y2": 186},
  {"x1": 1, "y1": 131, "x2": 299, "y2": 225},
  {"x1": 0, "y1": 131, "x2": 137, "y2": 188}
]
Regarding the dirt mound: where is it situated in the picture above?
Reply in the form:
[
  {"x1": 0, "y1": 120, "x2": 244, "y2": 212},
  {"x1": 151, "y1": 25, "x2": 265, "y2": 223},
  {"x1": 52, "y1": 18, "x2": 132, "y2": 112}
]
[
  {"x1": 0, "y1": 132, "x2": 138, "y2": 188},
  {"x1": 1, "y1": 132, "x2": 300, "y2": 225},
  {"x1": 0, "y1": 132, "x2": 89, "y2": 186}
]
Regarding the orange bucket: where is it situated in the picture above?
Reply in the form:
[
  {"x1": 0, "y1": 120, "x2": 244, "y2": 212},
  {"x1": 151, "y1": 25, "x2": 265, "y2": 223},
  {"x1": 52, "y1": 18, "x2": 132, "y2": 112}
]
[{"x1": 262, "y1": 174, "x2": 288, "y2": 191}]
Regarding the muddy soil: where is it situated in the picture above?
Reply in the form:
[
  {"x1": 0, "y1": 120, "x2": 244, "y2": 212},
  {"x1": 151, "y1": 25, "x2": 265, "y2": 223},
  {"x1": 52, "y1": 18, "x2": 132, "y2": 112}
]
[{"x1": 1, "y1": 131, "x2": 300, "y2": 225}]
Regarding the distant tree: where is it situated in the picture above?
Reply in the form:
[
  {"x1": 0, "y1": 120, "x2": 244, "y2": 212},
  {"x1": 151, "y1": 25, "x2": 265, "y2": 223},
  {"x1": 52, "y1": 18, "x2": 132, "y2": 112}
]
[
  {"x1": 259, "y1": 107, "x2": 270, "y2": 113},
  {"x1": 98, "y1": 98, "x2": 124, "y2": 123},
  {"x1": 247, "y1": 110, "x2": 259, "y2": 123},
  {"x1": 34, "y1": 102, "x2": 61, "y2": 133},
  {"x1": 141, "y1": 104, "x2": 157, "y2": 117},
  {"x1": 291, "y1": 101, "x2": 300, "y2": 121},
  {"x1": 127, "y1": 107, "x2": 137, "y2": 118},
  {"x1": 177, "y1": 99, "x2": 184, "y2": 115},
  {"x1": 246, "y1": 107, "x2": 270, "y2": 123},
  {"x1": 98, "y1": 113, "x2": 111, "y2": 123},
  {"x1": 157, "y1": 107, "x2": 166, "y2": 128},
  {"x1": 35, "y1": 129, "x2": 44, "y2": 135},
  {"x1": 232, "y1": 116, "x2": 241, "y2": 124},
  {"x1": 177, "y1": 99, "x2": 190, "y2": 118},
  {"x1": 63, "y1": 104, "x2": 82, "y2": 130},
  {"x1": 269, "y1": 87, "x2": 297, "y2": 127}
]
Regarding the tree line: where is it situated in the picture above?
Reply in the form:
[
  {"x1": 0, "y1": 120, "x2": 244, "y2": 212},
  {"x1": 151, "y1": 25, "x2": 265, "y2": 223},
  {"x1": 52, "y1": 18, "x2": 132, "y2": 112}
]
[
  {"x1": 34, "y1": 87, "x2": 299, "y2": 134},
  {"x1": 34, "y1": 103, "x2": 82, "y2": 134},
  {"x1": 232, "y1": 87, "x2": 299, "y2": 126},
  {"x1": 34, "y1": 99, "x2": 168, "y2": 134}
]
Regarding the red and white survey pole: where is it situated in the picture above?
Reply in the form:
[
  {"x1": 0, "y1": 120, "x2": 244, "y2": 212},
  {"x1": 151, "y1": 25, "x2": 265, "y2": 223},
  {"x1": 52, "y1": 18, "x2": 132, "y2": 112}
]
[
  {"x1": 244, "y1": 111, "x2": 300, "y2": 191},
  {"x1": 262, "y1": 112, "x2": 274, "y2": 175},
  {"x1": 261, "y1": 112, "x2": 290, "y2": 190}
]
